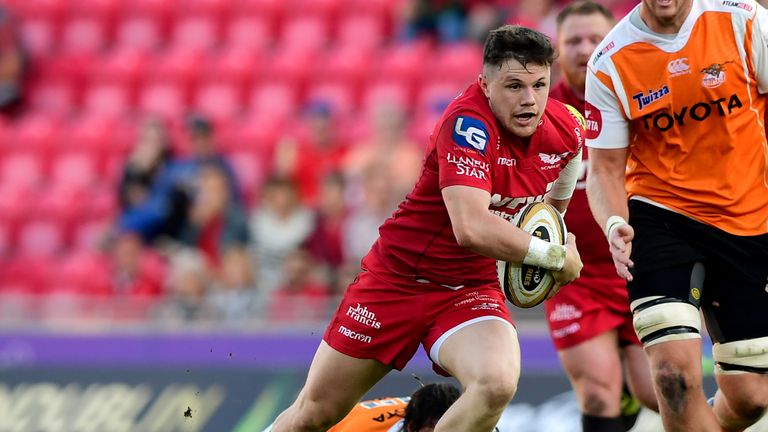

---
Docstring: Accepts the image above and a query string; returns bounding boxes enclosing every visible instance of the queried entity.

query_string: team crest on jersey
[667,58,690,77]
[452,116,488,153]
[701,62,731,88]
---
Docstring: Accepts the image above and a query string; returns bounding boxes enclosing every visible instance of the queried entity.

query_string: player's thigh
[299,341,392,415]
[437,318,521,389]
[558,329,623,390]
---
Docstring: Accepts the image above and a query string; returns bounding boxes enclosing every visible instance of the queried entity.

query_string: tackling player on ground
[270,25,584,432]
[586,0,768,431]
[546,3,658,431]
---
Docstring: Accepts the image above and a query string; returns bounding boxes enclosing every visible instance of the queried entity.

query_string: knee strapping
[631,296,701,347]
[713,336,768,374]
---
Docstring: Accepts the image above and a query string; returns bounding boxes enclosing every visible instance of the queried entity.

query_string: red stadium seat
[71,217,111,251]
[342,0,398,17]
[146,47,204,88]
[137,81,186,119]
[362,80,410,114]
[50,153,99,189]
[428,43,483,84]
[60,17,107,54]
[115,16,163,52]
[227,151,264,205]
[261,47,317,88]
[83,83,131,119]
[16,218,66,258]
[171,16,220,52]
[0,256,50,295]
[7,114,58,159]
[19,19,57,57]
[279,15,329,52]
[336,13,385,51]
[249,82,298,122]
[0,219,10,256]
[28,81,77,116]
[235,0,283,24]
[415,81,462,114]
[375,42,431,85]
[305,81,355,117]
[193,81,243,121]
[315,45,371,85]
[206,47,260,91]
[0,154,43,189]
[224,16,272,53]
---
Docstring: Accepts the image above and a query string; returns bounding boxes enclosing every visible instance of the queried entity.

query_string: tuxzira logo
[701,62,732,88]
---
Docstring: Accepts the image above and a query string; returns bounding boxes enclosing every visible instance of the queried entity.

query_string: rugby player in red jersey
[545,2,658,431]
[271,25,584,432]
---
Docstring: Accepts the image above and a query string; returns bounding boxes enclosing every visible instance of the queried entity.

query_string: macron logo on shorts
[452,116,488,153]
[338,326,372,344]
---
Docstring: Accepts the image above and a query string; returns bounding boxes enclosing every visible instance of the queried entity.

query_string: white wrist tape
[605,215,628,239]
[523,237,566,271]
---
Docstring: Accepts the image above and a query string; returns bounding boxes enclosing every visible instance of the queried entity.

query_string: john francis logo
[346,303,382,329]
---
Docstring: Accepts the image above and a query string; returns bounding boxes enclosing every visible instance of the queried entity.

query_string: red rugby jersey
[549,80,617,279]
[366,82,583,287]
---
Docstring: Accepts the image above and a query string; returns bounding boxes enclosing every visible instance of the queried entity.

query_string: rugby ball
[498,202,567,308]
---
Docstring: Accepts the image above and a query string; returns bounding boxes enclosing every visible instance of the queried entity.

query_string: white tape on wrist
[605,215,628,239]
[523,237,566,271]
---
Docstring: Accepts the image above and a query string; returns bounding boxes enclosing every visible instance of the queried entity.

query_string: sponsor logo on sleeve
[447,152,490,179]
[722,0,753,11]
[592,41,615,66]
[452,116,489,153]
[584,102,602,139]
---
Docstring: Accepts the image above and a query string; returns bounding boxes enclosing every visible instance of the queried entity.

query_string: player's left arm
[545,147,582,214]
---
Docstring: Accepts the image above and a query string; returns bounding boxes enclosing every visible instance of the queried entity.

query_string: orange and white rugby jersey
[585,0,768,235]
[327,397,408,432]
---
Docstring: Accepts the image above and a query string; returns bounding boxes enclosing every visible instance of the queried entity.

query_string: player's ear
[479,70,491,99]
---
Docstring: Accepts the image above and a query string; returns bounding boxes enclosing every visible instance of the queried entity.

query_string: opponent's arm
[545,147,582,214]
[443,185,581,283]
[586,147,629,231]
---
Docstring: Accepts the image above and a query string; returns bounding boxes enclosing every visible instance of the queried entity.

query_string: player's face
[481,59,550,138]
[640,0,693,33]
[557,13,613,93]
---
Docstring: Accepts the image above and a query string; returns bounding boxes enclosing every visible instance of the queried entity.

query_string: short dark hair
[556,0,614,29]
[401,383,461,432]
[483,25,555,70]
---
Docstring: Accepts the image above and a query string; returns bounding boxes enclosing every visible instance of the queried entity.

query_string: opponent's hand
[550,233,582,296]
[609,223,634,281]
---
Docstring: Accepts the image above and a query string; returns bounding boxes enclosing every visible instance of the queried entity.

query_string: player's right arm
[443,185,581,285]
[584,55,634,280]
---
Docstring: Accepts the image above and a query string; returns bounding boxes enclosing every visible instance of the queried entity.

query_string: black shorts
[627,200,768,343]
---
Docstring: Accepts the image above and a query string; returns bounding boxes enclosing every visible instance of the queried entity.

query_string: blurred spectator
[118,118,173,212]
[209,248,260,324]
[343,104,423,201]
[343,165,399,265]
[510,0,557,37]
[179,162,250,269]
[267,248,330,323]
[401,0,468,42]
[272,102,349,205]
[154,248,215,322]
[102,233,166,298]
[250,176,315,294]
[119,114,240,243]
[305,172,348,288]
[0,5,26,118]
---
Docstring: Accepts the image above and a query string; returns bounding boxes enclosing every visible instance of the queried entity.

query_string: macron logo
[632,86,670,111]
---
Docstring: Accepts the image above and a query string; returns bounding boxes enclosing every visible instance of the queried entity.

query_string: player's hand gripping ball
[498,202,567,308]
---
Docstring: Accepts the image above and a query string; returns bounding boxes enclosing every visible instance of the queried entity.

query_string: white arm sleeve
[584,67,630,149]
[752,2,768,93]
[548,148,582,200]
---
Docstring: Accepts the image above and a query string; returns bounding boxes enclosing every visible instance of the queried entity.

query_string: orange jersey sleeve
[328,397,408,432]
[585,0,768,235]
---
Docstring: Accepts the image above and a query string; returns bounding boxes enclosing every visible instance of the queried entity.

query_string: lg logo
[453,116,488,152]
[668,58,690,76]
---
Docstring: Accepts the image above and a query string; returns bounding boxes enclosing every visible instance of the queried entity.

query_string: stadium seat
[27,80,77,116]
[71,217,111,251]
[16,218,67,258]
[336,13,385,51]
[428,43,483,84]
[228,115,282,157]
[83,82,132,119]
[50,153,99,189]
[260,47,317,89]
[146,47,204,89]
[375,42,431,85]
[249,82,298,123]
[171,15,220,52]
[315,45,371,86]
[361,80,410,114]
[207,47,261,91]
[0,256,50,295]
[235,0,283,22]
[415,81,462,114]
[60,17,108,55]
[19,18,57,57]
[0,152,44,187]
[115,15,163,52]
[193,81,243,122]
[305,81,355,117]
[0,219,10,257]
[227,151,264,205]
[279,15,329,53]
[137,81,186,119]
[224,16,272,54]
